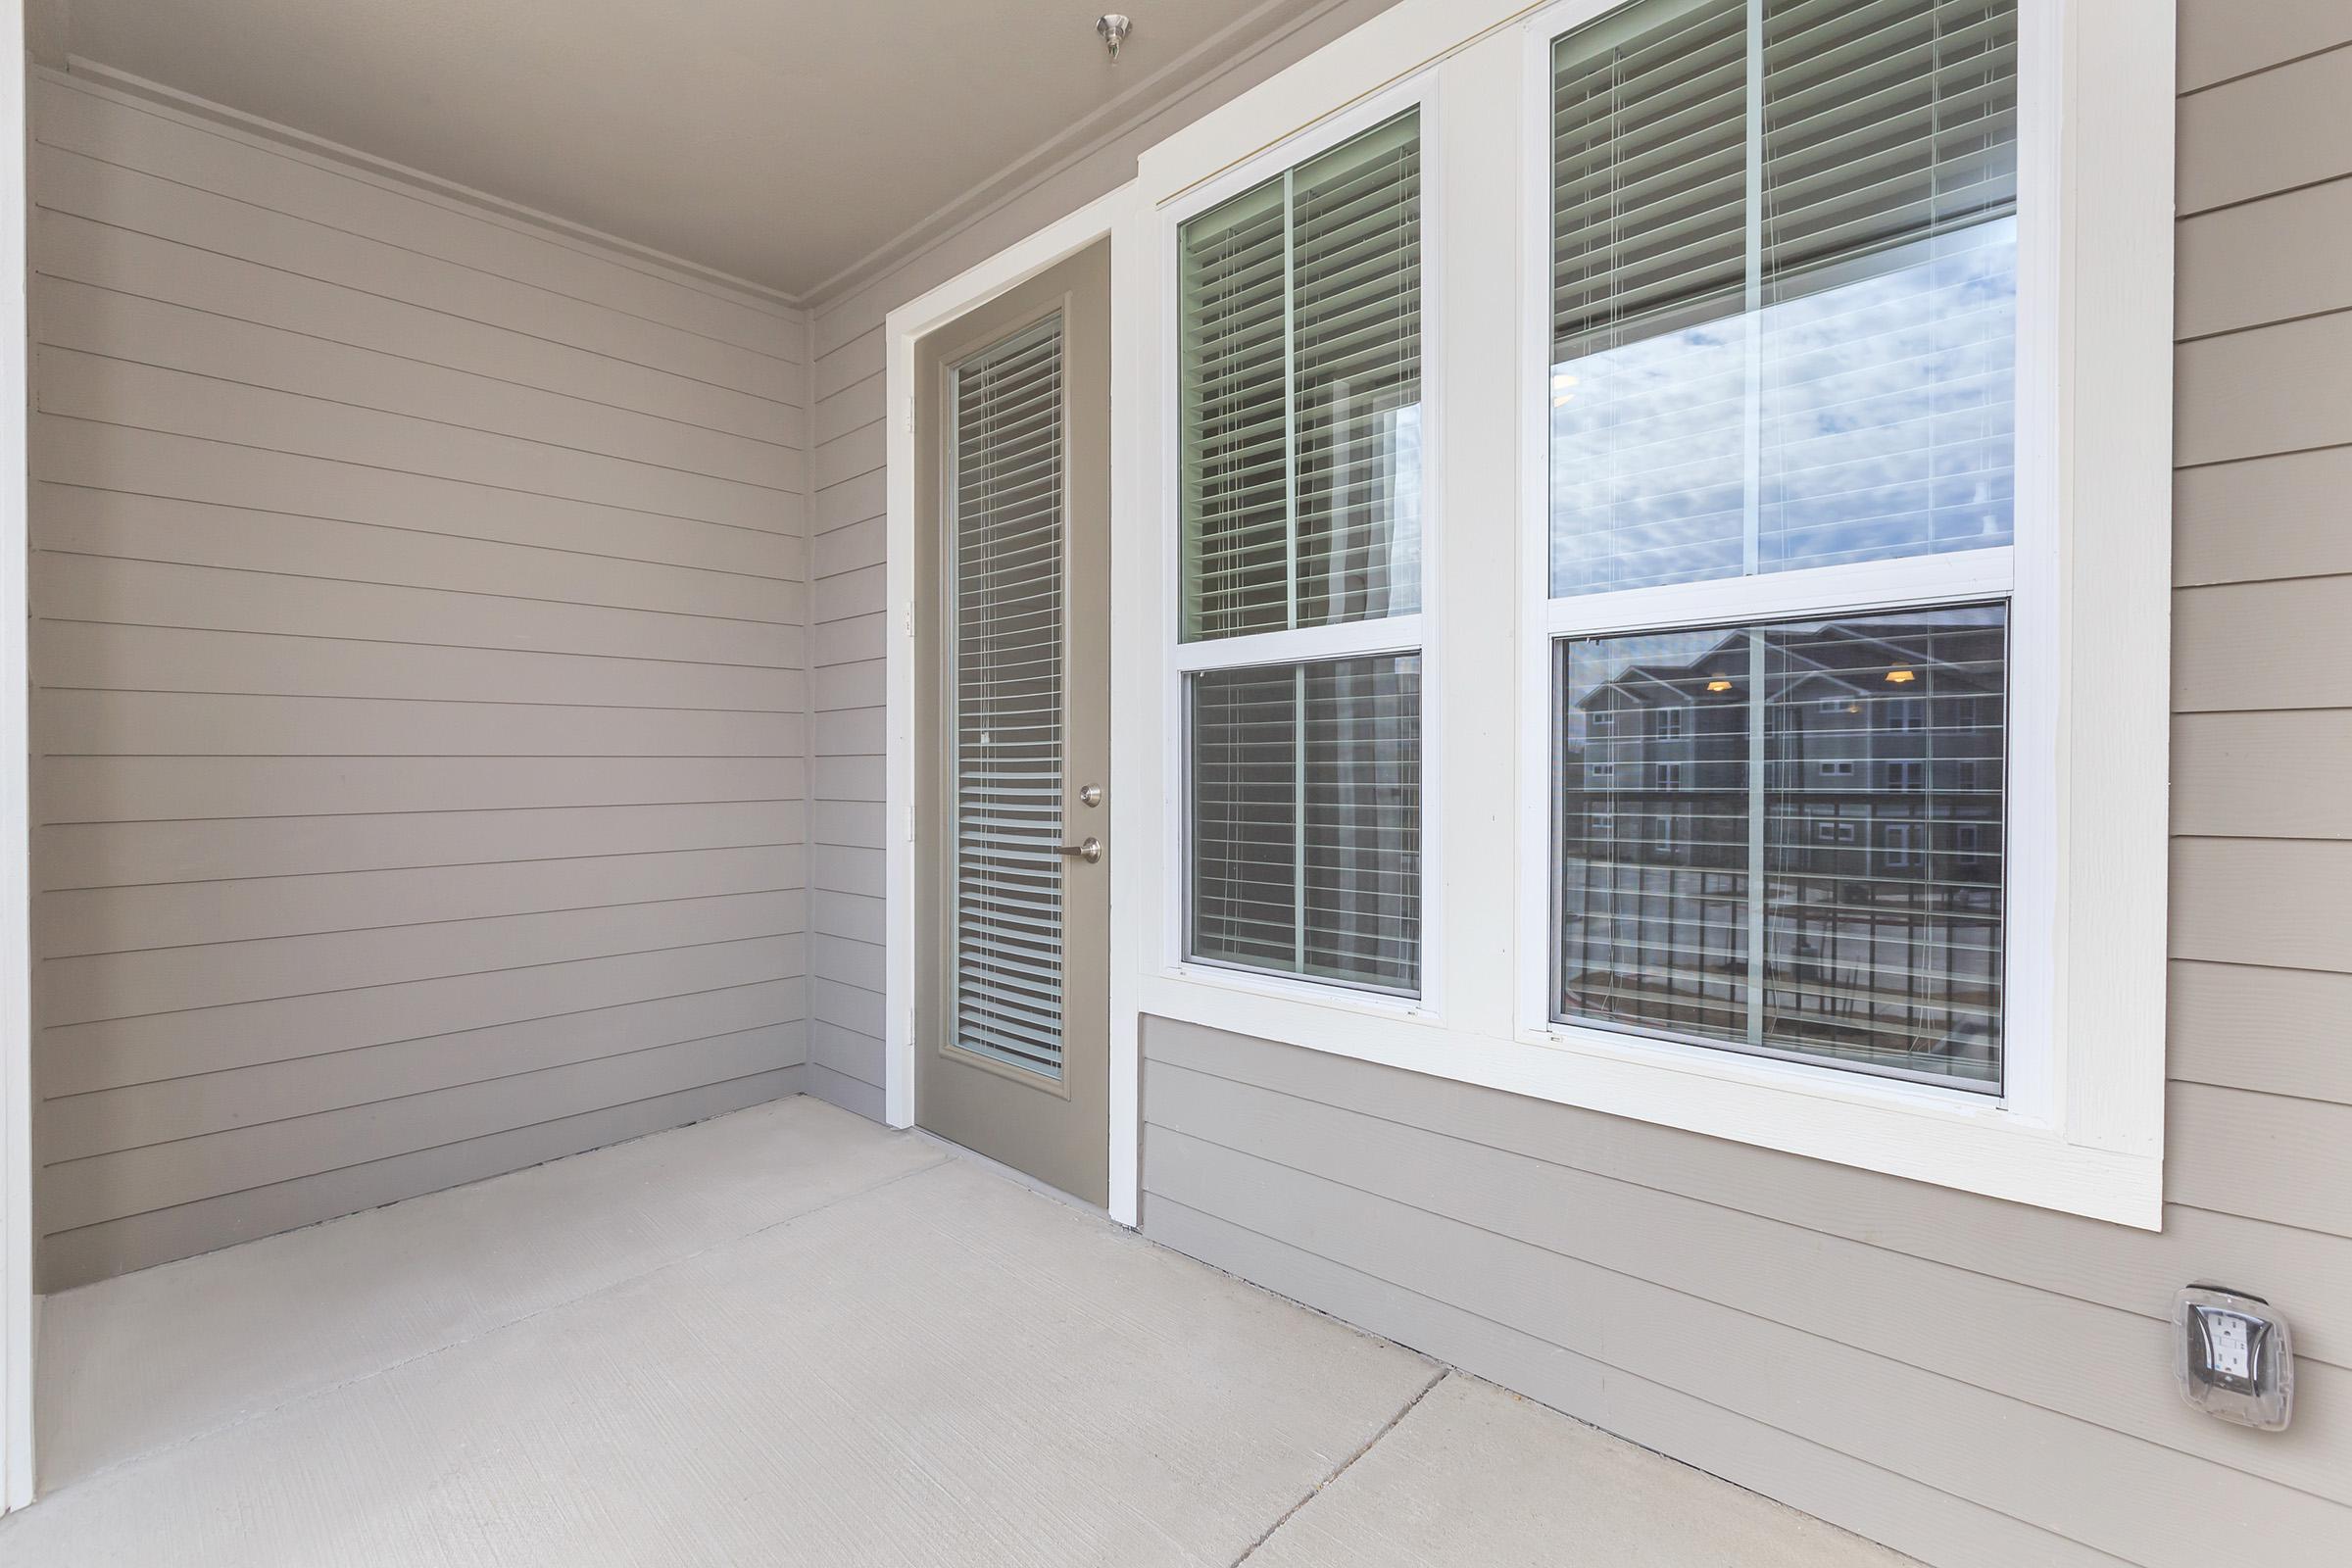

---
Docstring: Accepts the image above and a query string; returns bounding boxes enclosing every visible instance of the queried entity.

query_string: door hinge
[905,392,918,435]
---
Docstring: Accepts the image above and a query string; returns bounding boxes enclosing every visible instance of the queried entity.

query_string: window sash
[1187,654,1425,996]
[1180,107,1426,644]
[1546,0,2022,605]
[1550,602,2008,1092]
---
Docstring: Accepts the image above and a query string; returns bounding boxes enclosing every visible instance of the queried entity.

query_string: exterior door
[912,243,1110,1205]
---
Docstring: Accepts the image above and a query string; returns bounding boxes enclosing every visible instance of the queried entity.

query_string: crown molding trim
[803,0,1375,318]
[53,58,806,316]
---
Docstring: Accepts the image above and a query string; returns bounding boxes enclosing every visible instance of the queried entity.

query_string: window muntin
[1546,0,2019,598]
[1180,109,1423,641]
[1553,605,2006,1090]
[1190,655,1423,994]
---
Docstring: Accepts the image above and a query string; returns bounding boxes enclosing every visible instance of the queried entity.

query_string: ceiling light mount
[1097,14,1133,64]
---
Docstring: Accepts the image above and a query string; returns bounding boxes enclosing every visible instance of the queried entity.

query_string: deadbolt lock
[1078,783,1103,808]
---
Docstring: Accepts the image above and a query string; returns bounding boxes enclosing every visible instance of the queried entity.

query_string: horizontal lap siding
[28,74,810,1289]
[1134,7,2352,1568]
[806,324,887,1118]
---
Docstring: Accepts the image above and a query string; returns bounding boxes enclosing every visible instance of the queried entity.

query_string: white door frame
[2,0,38,1512]
[881,183,1147,1226]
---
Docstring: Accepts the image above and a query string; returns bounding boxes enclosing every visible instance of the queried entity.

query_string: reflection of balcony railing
[1557,860,2001,1083]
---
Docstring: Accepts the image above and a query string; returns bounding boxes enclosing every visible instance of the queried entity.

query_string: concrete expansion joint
[1229,1366,1451,1565]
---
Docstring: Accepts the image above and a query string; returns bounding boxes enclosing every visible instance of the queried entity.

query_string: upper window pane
[1181,110,1422,640]
[1554,603,2006,1089]
[1548,0,2019,597]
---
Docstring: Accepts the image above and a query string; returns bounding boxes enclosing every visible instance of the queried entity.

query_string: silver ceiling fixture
[1097,14,1133,64]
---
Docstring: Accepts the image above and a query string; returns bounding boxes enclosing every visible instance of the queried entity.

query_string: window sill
[1136,968,2160,1229]
[1156,962,1444,1029]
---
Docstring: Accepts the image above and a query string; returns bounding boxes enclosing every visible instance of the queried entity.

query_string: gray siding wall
[1136,8,2352,1567]
[27,72,810,1291]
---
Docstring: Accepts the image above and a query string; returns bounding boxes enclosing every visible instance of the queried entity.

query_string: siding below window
[27,73,810,1290]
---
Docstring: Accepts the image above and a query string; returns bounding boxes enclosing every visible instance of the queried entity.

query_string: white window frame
[1116,0,2170,1228]
[1156,76,1445,1019]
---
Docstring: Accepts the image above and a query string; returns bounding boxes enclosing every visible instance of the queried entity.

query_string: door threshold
[910,1129,1113,1223]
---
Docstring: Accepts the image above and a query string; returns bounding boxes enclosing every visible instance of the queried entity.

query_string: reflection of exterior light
[1553,395,1573,407]
[1705,678,1733,693]
[1552,372,1579,389]
[1886,668,1917,684]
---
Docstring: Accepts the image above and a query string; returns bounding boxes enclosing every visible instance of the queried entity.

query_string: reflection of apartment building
[1555,616,2007,1078]
[1568,619,2004,891]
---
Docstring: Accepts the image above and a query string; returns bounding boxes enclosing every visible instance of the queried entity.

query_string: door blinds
[949,317,1067,1078]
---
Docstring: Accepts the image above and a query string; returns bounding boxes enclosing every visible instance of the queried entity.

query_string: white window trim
[1155,76,1447,1020]
[1116,0,2170,1229]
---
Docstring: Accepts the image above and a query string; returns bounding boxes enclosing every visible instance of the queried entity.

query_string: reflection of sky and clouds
[1551,218,2017,597]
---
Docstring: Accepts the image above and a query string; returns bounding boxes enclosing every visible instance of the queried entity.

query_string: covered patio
[4,1099,1902,1565]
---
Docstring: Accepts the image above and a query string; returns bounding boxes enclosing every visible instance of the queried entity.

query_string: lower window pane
[1190,655,1421,994]
[1555,605,2005,1090]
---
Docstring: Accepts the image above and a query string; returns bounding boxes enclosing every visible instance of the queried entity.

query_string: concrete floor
[4,1097,1910,1566]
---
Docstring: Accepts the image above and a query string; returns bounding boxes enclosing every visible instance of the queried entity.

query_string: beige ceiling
[57,0,1330,301]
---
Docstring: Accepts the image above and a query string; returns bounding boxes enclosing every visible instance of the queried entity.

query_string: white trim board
[881,184,1148,1227]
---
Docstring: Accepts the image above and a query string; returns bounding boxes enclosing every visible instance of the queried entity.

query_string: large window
[1177,106,1426,995]
[1543,0,2020,1089]
[1117,0,2171,1224]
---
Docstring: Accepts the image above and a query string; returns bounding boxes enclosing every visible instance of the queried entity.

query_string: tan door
[912,243,1110,1205]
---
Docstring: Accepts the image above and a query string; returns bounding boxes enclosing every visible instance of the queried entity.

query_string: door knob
[1055,837,1103,864]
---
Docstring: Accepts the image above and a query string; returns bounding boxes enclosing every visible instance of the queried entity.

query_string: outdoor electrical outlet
[2174,1286,2293,1431]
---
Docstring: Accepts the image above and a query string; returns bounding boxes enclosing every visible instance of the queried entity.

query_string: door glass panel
[949,317,1066,1078]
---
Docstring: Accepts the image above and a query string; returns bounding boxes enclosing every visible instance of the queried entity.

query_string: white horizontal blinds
[1547,0,2020,594]
[1180,180,1291,639]
[1292,111,1423,627]
[1549,0,1751,597]
[1189,655,1421,993]
[949,317,1067,1079]
[1555,605,2005,1090]
[1760,0,2018,292]
[1190,664,1300,973]
[1179,109,1423,640]
[1301,657,1421,991]
[1759,607,2005,1085]
[1757,0,2019,572]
